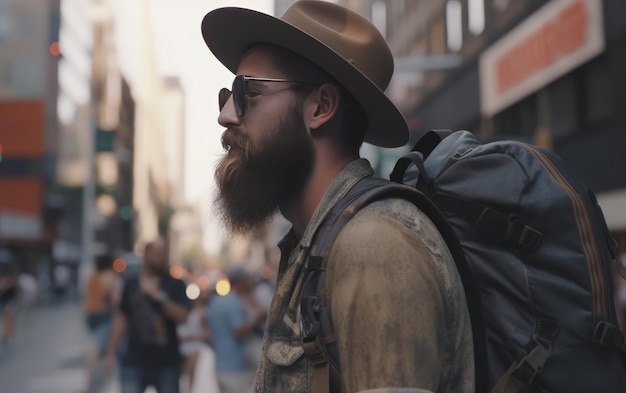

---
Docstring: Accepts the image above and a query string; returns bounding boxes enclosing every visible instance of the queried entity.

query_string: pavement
[0,301,220,393]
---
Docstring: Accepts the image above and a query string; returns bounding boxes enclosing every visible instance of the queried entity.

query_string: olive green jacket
[253,159,474,393]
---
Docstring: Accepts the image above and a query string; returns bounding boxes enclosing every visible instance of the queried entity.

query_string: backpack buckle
[513,336,552,385]
[593,321,626,352]
[301,295,328,366]
[518,225,542,250]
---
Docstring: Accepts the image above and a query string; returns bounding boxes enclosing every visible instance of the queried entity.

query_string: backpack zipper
[521,143,608,324]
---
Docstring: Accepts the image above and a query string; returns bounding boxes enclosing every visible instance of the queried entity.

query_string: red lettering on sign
[495,0,589,94]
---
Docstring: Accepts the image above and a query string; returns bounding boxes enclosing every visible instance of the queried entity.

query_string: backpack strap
[593,321,626,353]
[431,192,543,250]
[491,320,560,393]
[301,178,388,393]
[301,176,488,393]
[414,129,453,159]
[389,129,452,192]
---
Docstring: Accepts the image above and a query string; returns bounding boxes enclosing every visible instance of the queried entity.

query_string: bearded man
[202,1,474,393]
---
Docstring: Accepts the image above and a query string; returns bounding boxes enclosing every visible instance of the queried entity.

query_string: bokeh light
[197,275,210,289]
[112,258,126,273]
[215,278,231,296]
[169,264,185,279]
[186,283,200,300]
[49,41,61,56]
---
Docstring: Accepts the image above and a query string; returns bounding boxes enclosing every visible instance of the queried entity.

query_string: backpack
[300,130,626,393]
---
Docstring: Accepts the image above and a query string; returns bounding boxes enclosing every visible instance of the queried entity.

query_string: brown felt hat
[201,0,409,148]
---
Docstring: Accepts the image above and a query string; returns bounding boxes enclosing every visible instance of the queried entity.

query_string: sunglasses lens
[218,88,231,111]
[232,76,245,117]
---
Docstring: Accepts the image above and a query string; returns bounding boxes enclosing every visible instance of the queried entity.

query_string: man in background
[105,238,190,393]
[207,267,267,393]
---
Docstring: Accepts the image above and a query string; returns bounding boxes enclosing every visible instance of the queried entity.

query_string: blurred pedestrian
[81,254,120,393]
[207,267,266,393]
[16,271,39,328]
[104,238,190,393]
[239,272,267,372]
[0,268,18,346]
[53,263,71,303]
[177,288,211,393]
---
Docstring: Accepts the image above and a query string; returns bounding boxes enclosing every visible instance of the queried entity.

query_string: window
[492,94,538,139]
[430,17,446,55]
[446,0,463,52]
[0,11,10,44]
[584,58,613,125]
[468,0,485,35]
[371,1,387,38]
[546,75,578,139]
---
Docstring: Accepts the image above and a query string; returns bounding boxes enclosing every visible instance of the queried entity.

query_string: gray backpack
[301,130,626,393]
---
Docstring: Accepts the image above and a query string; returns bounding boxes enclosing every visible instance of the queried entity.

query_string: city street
[0,301,117,393]
[0,302,219,393]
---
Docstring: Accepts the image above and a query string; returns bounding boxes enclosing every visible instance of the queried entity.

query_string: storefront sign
[480,0,604,116]
[0,211,43,239]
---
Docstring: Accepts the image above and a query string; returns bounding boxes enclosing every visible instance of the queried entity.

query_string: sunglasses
[219,75,319,118]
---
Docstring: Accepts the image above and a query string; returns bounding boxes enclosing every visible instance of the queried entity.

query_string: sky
[113,0,275,255]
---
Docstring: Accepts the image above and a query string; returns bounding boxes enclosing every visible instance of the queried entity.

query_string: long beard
[214,107,314,235]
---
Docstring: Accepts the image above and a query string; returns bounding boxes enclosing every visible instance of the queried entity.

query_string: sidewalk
[0,301,116,393]
[0,301,220,393]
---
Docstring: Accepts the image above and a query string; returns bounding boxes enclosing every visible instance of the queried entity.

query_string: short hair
[249,45,368,155]
[95,254,113,271]
[144,237,167,255]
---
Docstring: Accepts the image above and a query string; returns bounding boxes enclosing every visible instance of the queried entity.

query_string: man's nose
[218,95,239,128]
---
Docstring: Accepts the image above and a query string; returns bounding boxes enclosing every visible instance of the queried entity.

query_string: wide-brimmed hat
[201,0,409,148]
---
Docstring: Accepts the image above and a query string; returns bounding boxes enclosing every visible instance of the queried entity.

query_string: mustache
[216,129,253,188]
[221,129,250,155]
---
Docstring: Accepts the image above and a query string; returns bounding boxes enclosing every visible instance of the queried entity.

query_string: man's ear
[306,83,341,131]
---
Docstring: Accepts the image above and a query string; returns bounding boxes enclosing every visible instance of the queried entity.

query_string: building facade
[339,0,626,240]
[0,0,64,280]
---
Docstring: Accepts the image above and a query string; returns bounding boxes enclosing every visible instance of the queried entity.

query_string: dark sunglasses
[218,75,319,118]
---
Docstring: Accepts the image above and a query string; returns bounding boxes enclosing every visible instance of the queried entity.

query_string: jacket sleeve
[325,203,464,393]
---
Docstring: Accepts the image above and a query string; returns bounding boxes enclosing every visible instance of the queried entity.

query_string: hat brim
[201,7,409,148]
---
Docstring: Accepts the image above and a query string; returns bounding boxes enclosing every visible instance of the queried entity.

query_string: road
[0,301,219,393]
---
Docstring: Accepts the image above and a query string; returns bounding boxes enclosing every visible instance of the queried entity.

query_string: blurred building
[0,0,63,277]
[89,0,135,258]
[55,0,94,280]
[90,0,194,263]
[130,0,172,254]
[161,76,198,265]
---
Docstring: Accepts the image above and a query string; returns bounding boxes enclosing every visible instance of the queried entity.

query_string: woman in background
[82,254,120,392]
[178,287,211,393]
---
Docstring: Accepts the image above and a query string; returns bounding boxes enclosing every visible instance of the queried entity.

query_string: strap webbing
[490,320,559,393]
[431,192,542,250]
[593,321,626,353]
[490,362,526,393]
[304,339,330,393]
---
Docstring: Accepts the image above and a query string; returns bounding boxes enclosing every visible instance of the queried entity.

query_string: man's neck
[281,153,356,235]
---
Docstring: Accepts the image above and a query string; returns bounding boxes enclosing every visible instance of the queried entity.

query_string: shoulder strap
[301,176,488,393]
[301,177,389,393]
[414,129,453,159]
[389,130,452,192]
